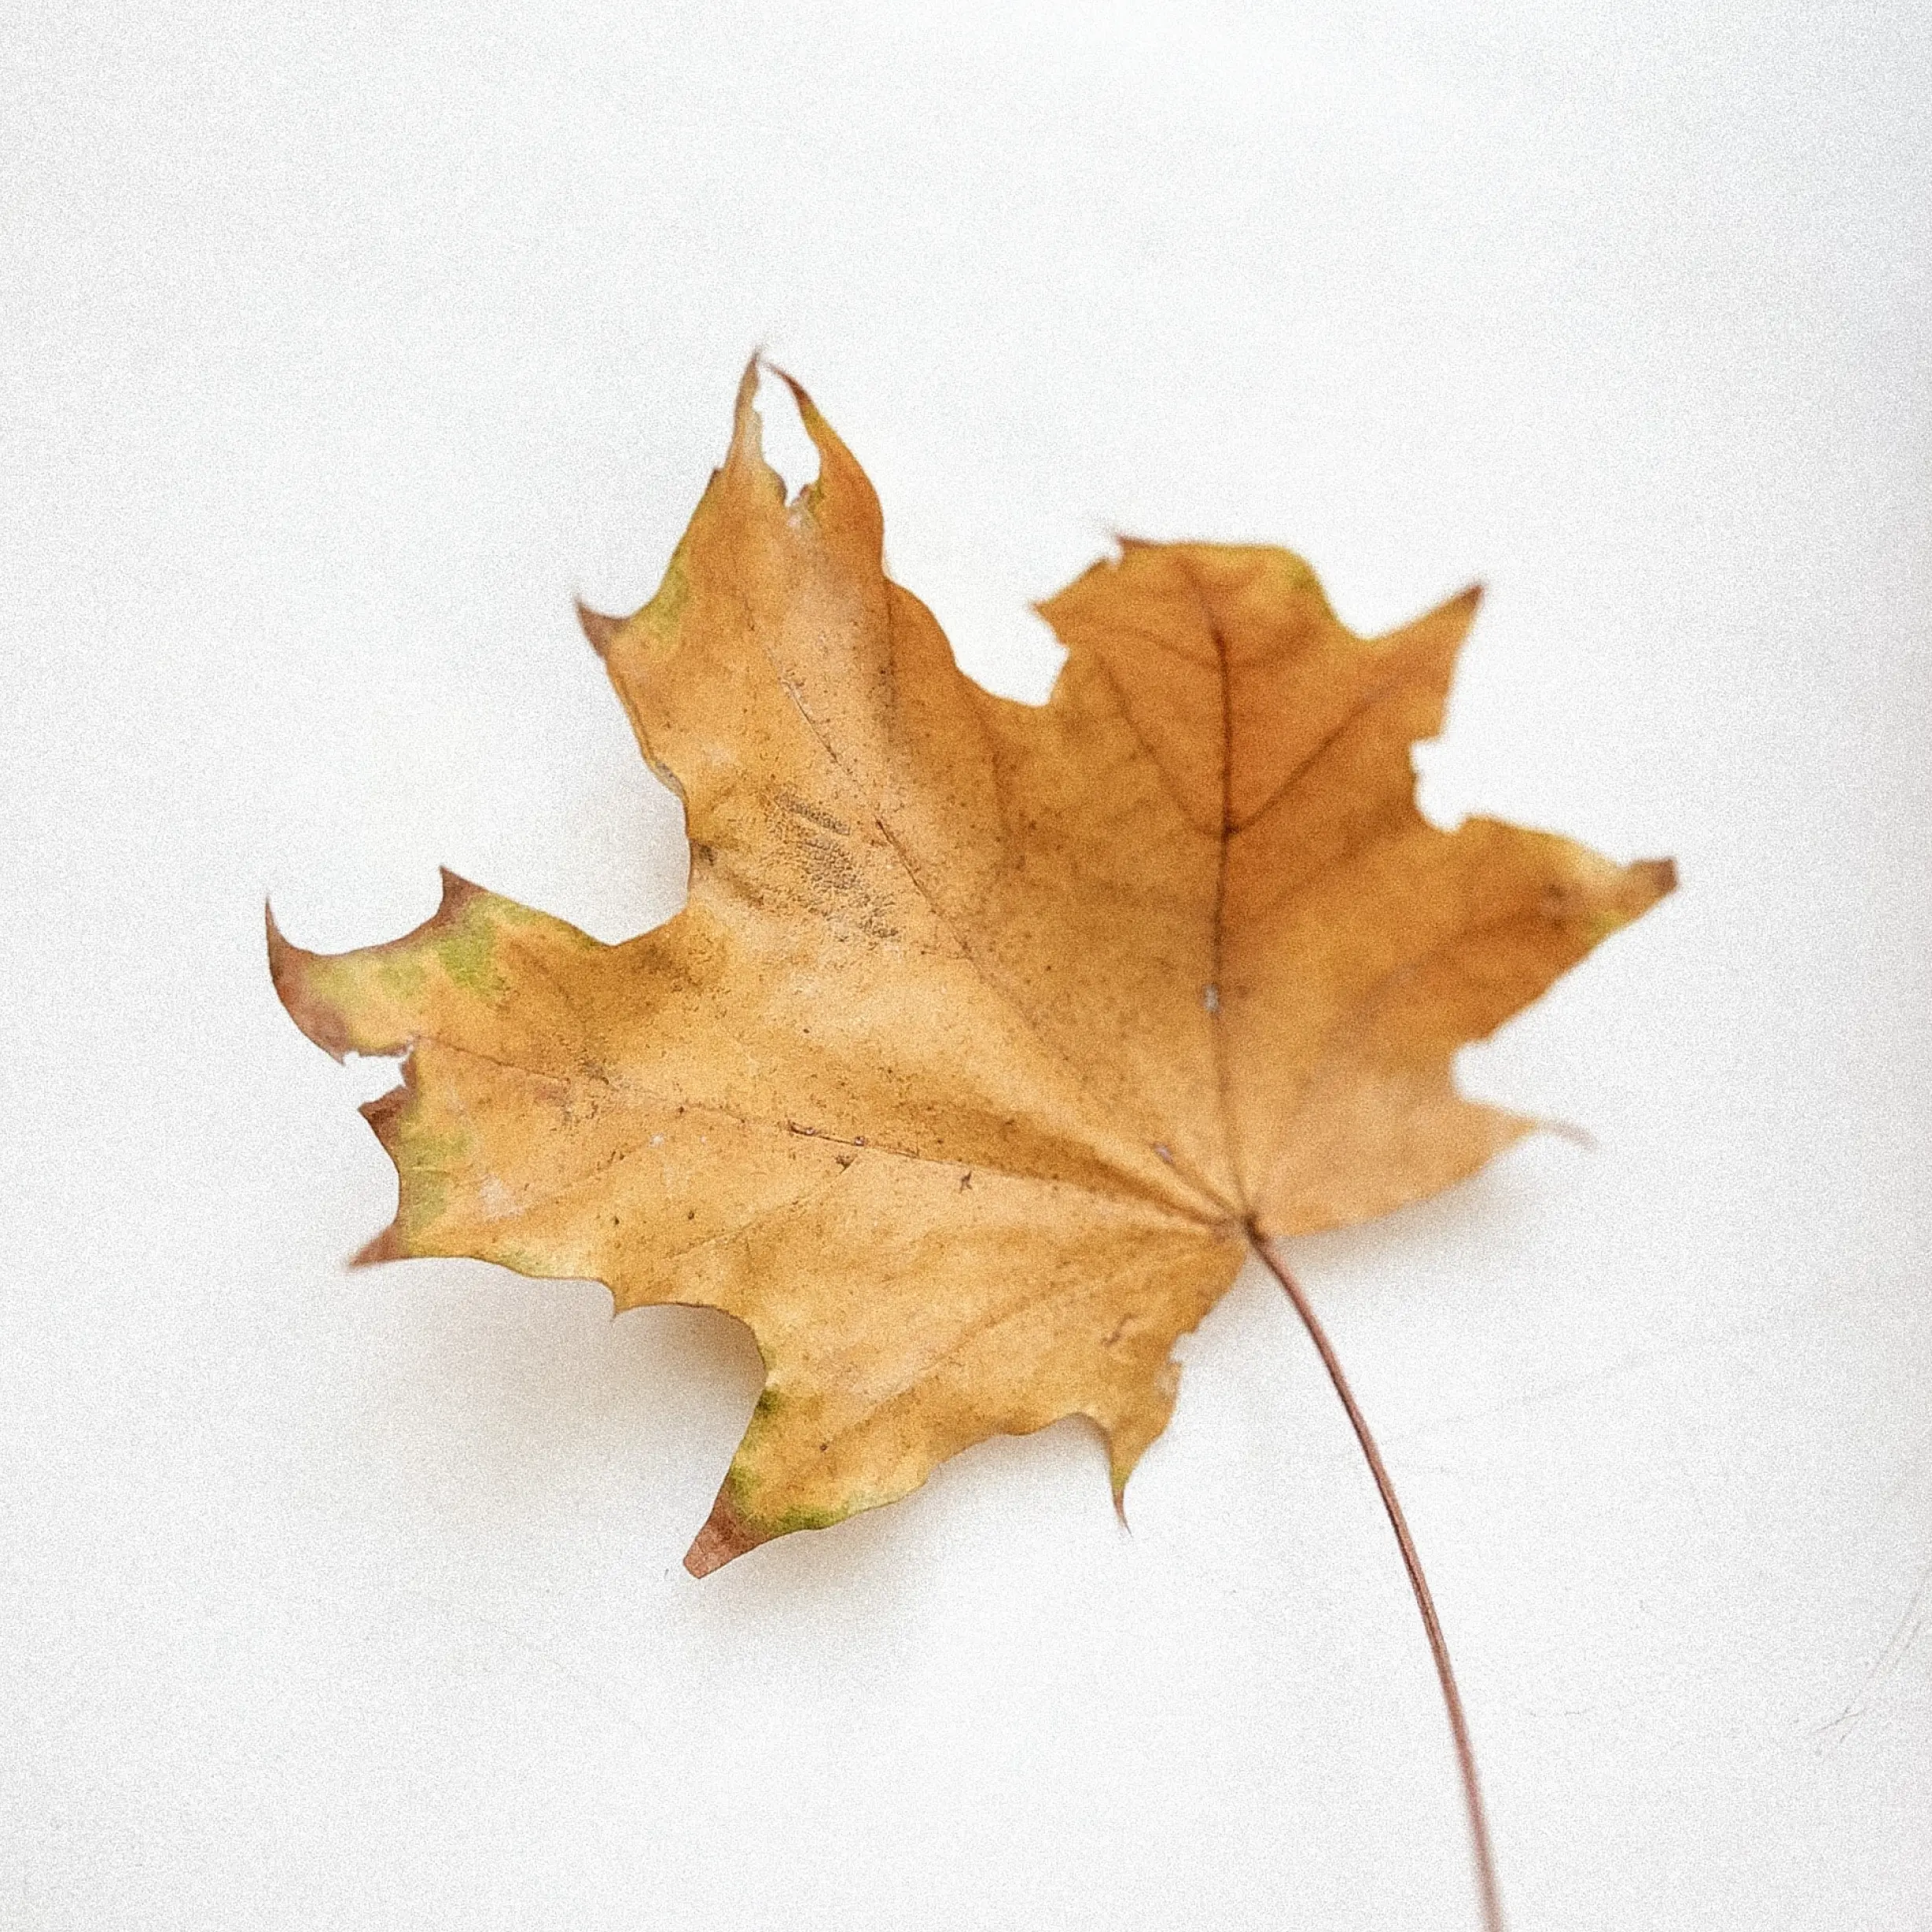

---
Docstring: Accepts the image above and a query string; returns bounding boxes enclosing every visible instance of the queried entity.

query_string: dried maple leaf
[270,366,1672,1582]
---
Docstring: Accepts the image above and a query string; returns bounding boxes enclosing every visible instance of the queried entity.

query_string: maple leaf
[269,365,1673,1581]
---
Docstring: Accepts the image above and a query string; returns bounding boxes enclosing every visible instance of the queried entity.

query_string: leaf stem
[1247,1230,1506,1932]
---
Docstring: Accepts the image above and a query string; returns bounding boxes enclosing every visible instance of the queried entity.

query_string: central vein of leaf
[1196,578,1248,1224]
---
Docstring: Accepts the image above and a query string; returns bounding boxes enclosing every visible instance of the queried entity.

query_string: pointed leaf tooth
[683,1488,768,1577]
[265,900,355,1062]
[575,598,623,658]
[350,1223,407,1269]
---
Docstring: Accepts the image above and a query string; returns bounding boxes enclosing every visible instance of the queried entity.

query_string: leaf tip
[264,896,298,987]
[574,599,622,658]
[1634,856,1678,903]
[358,1081,409,1139]
[435,866,483,915]
[683,1488,768,1578]
[727,353,764,466]
[761,359,819,429]
[1603,856,1677,933]
[265,900,353,1062]
[349,1223,407,1269]
[1401,580,1484,672]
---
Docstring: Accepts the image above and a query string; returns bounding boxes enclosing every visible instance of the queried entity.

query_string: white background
[4,4,1928,1927]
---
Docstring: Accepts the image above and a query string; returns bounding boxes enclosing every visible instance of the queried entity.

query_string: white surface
[3,4,1928,1927]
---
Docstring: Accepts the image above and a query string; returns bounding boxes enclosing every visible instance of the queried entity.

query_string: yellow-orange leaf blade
[270,366,1671,1573]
